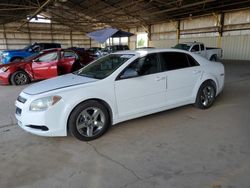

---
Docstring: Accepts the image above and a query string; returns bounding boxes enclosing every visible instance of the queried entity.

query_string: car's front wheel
[68,100,110,141]
[10,71,30,85]
[195,81,216,109]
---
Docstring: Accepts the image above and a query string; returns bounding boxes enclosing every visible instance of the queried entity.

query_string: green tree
[137,38,145,47]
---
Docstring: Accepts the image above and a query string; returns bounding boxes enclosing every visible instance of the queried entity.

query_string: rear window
[191,45,200,52]
[173,44,191,51]
[160,52,198,71]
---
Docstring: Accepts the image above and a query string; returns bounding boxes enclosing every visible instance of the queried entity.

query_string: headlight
[29,96,61,111]
[1,66,9,72]
[2,52,9,57]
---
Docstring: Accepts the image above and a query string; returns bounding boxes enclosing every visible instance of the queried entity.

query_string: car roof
[41,48,61,53]
[113,48,209,65]
[113,48,192,55]
[178,42,203,45]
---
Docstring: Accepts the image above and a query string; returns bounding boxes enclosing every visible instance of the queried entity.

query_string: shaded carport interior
[0,0,250,59]
[0,2,250,188]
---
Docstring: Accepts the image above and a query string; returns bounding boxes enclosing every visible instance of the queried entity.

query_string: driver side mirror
[120,68,138,79]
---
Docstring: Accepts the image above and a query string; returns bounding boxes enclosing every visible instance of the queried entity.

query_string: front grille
[16,107,22,115]
[17,96,27,103]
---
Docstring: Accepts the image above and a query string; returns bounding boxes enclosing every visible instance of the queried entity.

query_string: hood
[2,49,25,53]
[0,60,29,68]
[23,73,98,95]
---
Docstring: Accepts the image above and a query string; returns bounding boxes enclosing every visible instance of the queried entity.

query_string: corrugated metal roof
[0,0,250,33]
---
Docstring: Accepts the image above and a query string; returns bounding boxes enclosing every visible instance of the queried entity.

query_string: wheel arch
[8,68,31,85]
[200,79,217,95]
[66,98,113,132]
[10,56,24,62]
[192,73,218,103]
[209,54,217,61]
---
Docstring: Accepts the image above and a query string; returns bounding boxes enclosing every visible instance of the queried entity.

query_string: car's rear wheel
[68,100,110,141]
[195,81,216,109]
[210,55,217,62]
[10,71,30,85]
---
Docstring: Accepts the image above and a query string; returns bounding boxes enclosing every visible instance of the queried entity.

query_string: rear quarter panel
[190,54,225,100]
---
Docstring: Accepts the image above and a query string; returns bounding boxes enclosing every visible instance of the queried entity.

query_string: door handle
[193,70,201,75]
[155,76,165,81]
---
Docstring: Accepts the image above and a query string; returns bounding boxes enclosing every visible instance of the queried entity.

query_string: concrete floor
[0,60,250,188]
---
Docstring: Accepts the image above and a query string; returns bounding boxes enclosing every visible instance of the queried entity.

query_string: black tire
[195,81,216,109]
[11,57,23,62]
[10,71,30,85]
[68,100,110,141]
[210,55,217,62]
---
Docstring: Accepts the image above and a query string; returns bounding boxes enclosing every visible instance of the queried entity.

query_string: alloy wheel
[14,72,28,85]
[76,107,106,137]
[200,86,215,107]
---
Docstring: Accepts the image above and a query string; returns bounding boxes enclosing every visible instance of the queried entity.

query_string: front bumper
[15,92,67,137]
[0,70,10,85]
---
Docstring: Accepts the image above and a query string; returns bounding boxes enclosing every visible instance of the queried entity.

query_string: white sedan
[15,49,225,141]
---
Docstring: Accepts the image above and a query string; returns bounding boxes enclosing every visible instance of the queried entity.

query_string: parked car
[0,42,61,64]
[67,47,85,54]
[100,45,129,56]
[15,49,224,141]
[0,48,93,85]
[86,47,103,58]
[173,42,222,61]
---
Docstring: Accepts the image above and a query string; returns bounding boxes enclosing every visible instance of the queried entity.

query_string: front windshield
[75,54,134,79]
[23,52,40,61]
[23,44,32,51]
[173,44,191,51]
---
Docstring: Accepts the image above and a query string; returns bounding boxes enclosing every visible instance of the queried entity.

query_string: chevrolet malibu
[15,49,225,141]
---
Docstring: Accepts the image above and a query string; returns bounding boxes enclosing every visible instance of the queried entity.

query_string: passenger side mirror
[120,68,138,79]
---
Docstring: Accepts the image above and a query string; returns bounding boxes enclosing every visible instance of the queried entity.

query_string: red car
[0,48,93,85]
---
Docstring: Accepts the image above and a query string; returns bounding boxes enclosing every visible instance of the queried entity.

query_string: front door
[115,53,166,118]
[32,51,59,80]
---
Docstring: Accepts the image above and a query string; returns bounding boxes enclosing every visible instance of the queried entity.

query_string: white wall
[147,9,250,60]
[0,22,93,50]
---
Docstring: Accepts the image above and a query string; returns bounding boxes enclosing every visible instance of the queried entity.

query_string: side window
[35,52,58,62]
[121,53,159,78]
[32,45,41,52]
[62,51,77,58]
[200,44,205,51]
[137,54,159,76]
[191,45,200,52]
[186,54,200,67]
[160,52,189,71]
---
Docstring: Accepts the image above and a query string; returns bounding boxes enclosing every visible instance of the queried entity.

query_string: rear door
[115,53,167,118]
[32,51,59,79]
[159,52,202,105]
